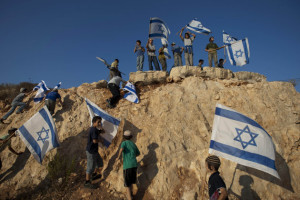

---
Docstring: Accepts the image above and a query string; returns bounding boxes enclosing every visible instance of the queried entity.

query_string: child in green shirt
[118,130,140,200]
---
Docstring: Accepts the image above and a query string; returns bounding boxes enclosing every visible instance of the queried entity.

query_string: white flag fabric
[123,82,139,103]
[53,82,62,90]
[209,104,279,178]
[33,80,50,103]
[96,57,110,67]
[149,17,170,39]
[16,106,59,163]
[163,48,171,59]
[226,38,250,66]
[186,19,211,35]
[161,38,168,46]
[85,98,120,147]
[223,31,238,45]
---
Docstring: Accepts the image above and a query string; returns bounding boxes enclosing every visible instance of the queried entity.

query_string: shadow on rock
[0,148,31,184]
[236,152,294,192]
[136,142,159,200]
[53,95,75,122]
[229,175,261,200]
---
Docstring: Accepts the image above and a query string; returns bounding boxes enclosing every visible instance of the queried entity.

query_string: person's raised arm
[179,27,185,40]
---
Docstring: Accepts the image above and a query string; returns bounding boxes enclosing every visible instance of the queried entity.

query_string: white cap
[124,130,132,136]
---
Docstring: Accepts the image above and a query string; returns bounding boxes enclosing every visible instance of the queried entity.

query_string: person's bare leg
[126,186,132,200]
[86,173,91,182]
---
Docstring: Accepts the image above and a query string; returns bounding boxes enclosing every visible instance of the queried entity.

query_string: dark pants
[148,55,160,71]
[45,99,56,115]
[108,83,120,106]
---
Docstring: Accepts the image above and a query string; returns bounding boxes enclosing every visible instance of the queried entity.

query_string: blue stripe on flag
[242,39,249,64]
[86,100,120,126]
[39,108,59,148]
[150,19,164,24]
[215,107,271,138]
[227,45,237,66]
[41,83,48,91]
[210,140,276,170]
[19,125,42,162]
[124,86,136,94]
[187,26,210,34]
[149,33,167,39]
[34,97,44,102]
[102,137,111,148]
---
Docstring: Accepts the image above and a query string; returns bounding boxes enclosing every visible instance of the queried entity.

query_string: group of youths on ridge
[133,27,227,72]
[0,30,230,200]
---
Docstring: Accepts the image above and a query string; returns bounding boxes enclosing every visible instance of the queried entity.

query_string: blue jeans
[86,151,103,174]
[2,102,26,120]
[148,55,160,71]
[136,55,144,71]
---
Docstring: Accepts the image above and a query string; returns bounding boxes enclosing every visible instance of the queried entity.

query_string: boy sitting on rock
[205,155,228,200]
[118,130,140,200]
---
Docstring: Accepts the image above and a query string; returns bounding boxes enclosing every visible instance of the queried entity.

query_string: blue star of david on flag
[234,125,258,149]
[197,23,203,28]
[234,49,244,58]
[157,25,165,33]
[37,127,50,144]
[226,36,233,43]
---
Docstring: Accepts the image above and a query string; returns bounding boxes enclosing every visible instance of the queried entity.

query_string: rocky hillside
[0,67,299,200]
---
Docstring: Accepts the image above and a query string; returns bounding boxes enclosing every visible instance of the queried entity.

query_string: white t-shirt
[147,44,156,56]
[183,37,195,46]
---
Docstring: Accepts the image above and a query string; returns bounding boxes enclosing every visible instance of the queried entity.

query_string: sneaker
[84,181,97,189]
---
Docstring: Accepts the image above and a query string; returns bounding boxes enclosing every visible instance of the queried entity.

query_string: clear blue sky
[1,0,300,91]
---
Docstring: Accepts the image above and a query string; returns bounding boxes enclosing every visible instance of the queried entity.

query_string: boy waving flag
[209,104,279,179]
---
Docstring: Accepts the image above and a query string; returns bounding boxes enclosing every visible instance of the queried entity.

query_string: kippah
[124,130,132,137]
[206,155,221,165]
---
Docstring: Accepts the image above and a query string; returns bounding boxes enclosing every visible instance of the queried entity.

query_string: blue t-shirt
[86,127,103,154]
[135,45,145,57]
[46,92,61,101]
[171,45,182,54]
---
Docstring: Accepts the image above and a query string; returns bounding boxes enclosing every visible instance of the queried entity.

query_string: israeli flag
[209,104,279,178]
[123,82,139,103]
[33,80,50,103]
[226,38,250,66]
[149,17,170,39]
[85,98,120,147]
[223,31,238,45]
[53,82,62,90]
[16,106,59,163]
[186,19,211,35]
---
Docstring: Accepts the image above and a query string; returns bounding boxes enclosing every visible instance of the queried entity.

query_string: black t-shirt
[86,127,103,154]
[208,172,228,200]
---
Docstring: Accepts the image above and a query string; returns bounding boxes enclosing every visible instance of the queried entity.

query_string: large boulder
[169,66,204,82]
[234,71,267,82]
[129,71,168,85]
[203,67,234,79]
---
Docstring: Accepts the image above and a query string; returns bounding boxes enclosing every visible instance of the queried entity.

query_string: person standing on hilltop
[146,38,160,71]
[0,88,31,124]
[158,45,168,71]
[106,72,127,108]
[171,42,183,67]
[118,130,140,200]
[205,37,225,67]
[134,40,145,71]
[205,155,229,200]
[179,27,196,66]
[84,116,105,189]
[44,89,63,116]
